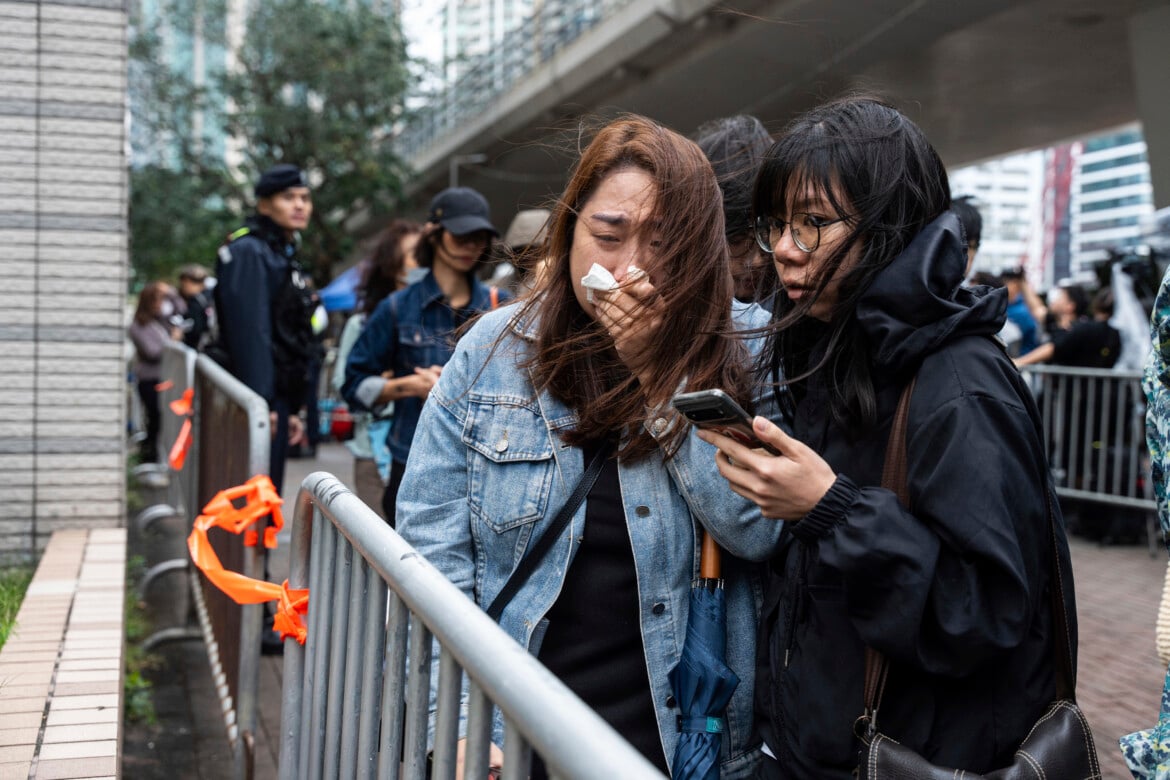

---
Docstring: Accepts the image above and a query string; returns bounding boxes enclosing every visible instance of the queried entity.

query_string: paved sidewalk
[1070,536,1166,779]
[126,442,1170,779]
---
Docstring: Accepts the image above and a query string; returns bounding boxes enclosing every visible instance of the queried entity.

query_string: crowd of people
[127,95,1168,778]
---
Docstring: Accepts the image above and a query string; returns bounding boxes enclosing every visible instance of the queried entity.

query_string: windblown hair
[416,225,493,271]
[134,281,170,326]
[518,114,752,460]
[951,195,983,246]
[360,219,421,315]
[753,97,952,431]
[696,115,773,242]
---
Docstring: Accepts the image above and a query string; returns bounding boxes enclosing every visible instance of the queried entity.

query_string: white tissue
[580,263,645,303]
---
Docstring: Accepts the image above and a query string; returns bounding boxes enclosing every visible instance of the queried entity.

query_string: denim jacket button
[666,695,677,708]
[495,434,508,453]
[635,505,650,517]
[652,602,665,615]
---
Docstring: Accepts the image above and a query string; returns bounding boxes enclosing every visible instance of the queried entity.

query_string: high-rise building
[1067,124,1155,276]
[129,0,250,169]
[949,151,1046,281]
[439,0,535,84]
[950,124,1157,290]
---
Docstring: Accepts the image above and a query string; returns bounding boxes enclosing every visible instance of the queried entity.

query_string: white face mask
[160,300,175,317]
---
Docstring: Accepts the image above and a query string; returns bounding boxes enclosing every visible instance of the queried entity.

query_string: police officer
[214,163,317,498]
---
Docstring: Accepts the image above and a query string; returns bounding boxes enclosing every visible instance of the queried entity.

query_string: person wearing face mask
[343,187,512,524]
[128,281,183,463]
[396,116,780,779]
[331,219,422,519]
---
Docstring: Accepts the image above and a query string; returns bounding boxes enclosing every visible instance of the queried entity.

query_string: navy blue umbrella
[668,534,740,780]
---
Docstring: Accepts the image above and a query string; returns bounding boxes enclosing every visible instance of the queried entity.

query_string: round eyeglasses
[753,212,847,254]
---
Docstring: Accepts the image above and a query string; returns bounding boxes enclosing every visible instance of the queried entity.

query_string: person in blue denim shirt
[397,116,782,779]
[332,219,421,519]
[343,187,510,524]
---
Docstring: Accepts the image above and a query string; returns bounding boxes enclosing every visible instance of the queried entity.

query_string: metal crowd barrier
[189,353,271,779]
[1020,364,1157,546]
[133,342,270,778]
[279,472,667,780]
[136,341,200,642]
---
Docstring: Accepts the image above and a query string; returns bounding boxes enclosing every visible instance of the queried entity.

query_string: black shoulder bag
[485,443,611,621]
[856,377,1101,780]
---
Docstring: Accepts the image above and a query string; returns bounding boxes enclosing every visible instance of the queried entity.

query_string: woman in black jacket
[697,97,1077,778]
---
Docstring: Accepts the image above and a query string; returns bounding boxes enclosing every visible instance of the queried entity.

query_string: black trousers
[380,459,407,529]
[137,379,161,461]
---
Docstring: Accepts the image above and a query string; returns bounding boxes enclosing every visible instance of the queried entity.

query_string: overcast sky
[402,0,442,67]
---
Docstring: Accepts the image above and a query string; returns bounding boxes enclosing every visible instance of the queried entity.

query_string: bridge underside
[404,0,1166,218]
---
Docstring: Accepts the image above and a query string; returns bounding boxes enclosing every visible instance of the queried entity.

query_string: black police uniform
[214,213,316,495]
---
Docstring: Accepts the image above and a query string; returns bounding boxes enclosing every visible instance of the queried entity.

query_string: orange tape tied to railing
[187,475,309,644]
[167,388,195,471]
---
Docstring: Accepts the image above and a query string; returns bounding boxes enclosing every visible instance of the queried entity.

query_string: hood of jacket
[856,212,1006,381]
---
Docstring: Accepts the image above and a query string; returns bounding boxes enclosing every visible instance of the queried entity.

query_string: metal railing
[133,343,271,779]
[189,353,272,778]
[136,341,199,641]
[279,472,667,780]
[1021,364,1153,511]
[396,0,635,160]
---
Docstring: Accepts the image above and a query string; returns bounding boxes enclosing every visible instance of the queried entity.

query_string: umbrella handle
[700,530,722,579]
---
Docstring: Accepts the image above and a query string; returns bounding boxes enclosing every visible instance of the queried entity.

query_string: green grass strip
[0,567,34,651]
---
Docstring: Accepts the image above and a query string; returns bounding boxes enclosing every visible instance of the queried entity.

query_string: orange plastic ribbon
[169,418,193,471]
[155,379,174,392]
[167,388,196,471]
[187,475,309,644]
[169,387,194,416]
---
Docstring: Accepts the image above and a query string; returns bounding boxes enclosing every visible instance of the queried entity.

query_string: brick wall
[0,0,129,563]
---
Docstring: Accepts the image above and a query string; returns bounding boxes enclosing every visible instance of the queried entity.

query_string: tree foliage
[129,0,416,287]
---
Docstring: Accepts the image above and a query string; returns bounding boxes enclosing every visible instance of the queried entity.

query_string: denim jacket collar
[417,268,495,311]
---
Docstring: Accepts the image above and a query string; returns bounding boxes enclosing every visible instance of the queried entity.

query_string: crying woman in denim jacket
[396,115,782,780]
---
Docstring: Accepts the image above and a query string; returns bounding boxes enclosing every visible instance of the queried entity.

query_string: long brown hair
[134,282,170,326]
[519,115,751,460]
[360,219,422,314]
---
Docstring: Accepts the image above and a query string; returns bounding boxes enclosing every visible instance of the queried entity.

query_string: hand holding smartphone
[670,389,780,455]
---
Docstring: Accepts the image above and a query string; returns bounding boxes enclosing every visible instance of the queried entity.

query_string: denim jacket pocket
[398,323,443,369]
[463,396,556,532]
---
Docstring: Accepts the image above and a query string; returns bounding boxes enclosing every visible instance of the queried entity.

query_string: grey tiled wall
[0,0,128,562]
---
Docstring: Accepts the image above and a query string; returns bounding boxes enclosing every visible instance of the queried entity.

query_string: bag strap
[862,377,916,724]
[486,443,611,621]
[863,376,1077,730]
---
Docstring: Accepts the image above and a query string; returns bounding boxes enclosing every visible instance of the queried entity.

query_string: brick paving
[1071,537,1167,779]
[0,528,125,780]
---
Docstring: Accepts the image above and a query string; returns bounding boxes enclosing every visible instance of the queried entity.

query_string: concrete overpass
[399,0,1170,218]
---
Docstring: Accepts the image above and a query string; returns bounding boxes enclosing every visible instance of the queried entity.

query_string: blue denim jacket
[397,301,781,779]
[342,270,510,464]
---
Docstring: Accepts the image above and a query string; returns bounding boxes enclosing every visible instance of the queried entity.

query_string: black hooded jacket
[757,213,1077,777]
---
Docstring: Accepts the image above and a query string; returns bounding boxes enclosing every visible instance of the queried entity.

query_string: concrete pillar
[1129,4,1170,209]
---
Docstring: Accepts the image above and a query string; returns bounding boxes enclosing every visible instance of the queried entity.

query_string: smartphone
[670,389,779,454]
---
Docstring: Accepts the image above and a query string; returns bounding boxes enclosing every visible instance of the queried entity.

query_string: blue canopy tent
[318,263,363,312]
